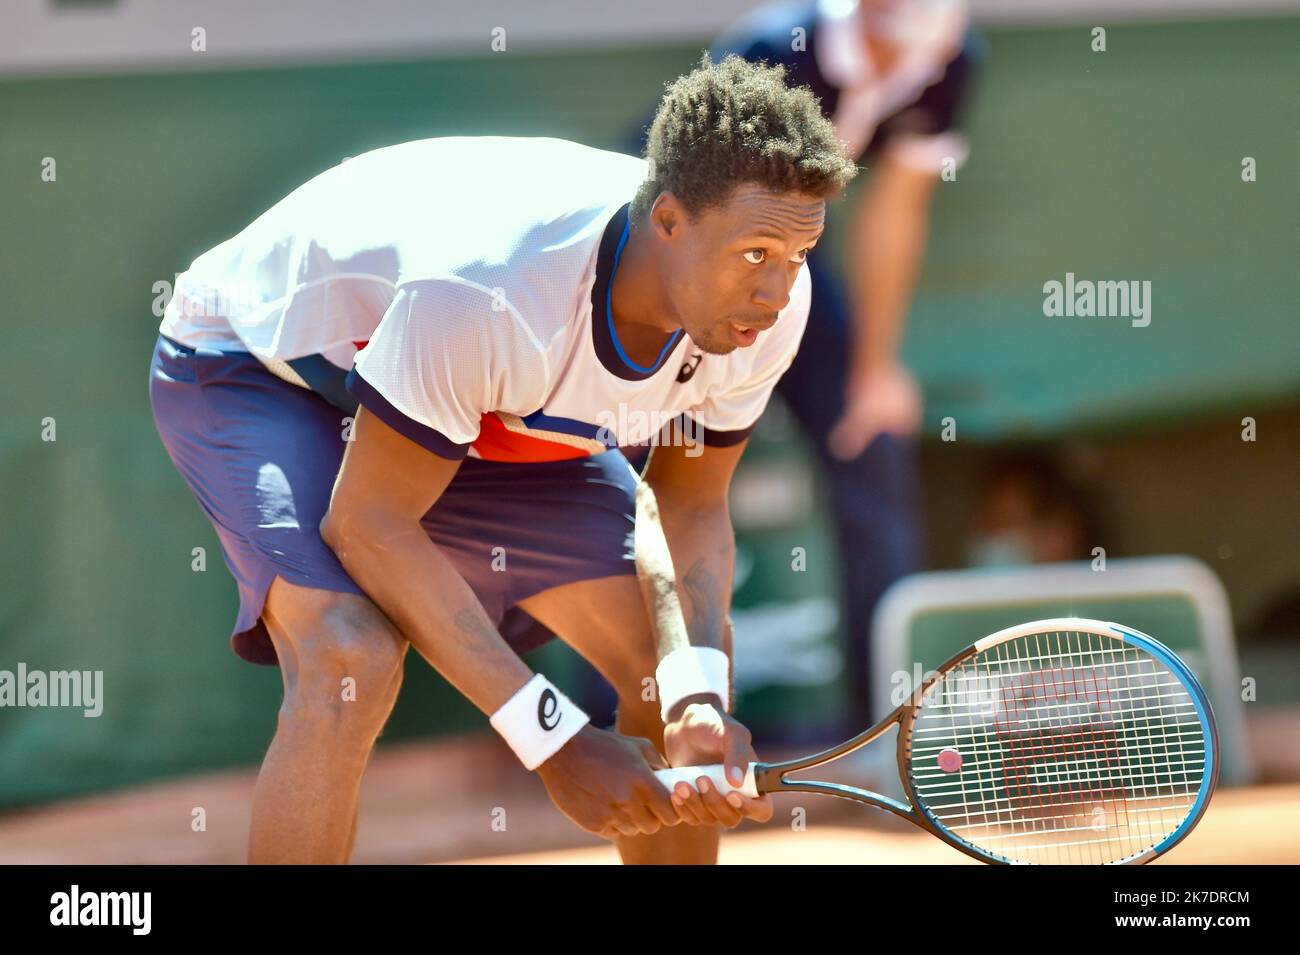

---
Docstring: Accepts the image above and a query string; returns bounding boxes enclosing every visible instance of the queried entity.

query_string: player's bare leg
[610,672,722,864]
[519,575,722,864]
[249,576,408,864]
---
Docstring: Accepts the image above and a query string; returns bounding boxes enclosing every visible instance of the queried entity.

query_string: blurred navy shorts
[148,333,636,666]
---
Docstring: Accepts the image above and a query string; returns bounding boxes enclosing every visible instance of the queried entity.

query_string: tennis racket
[656,618,1218,864]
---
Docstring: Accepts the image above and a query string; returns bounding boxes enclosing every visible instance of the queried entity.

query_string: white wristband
[655,647,731,723]
[489,674,589,770]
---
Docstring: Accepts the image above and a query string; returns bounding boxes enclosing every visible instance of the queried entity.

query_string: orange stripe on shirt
[471,412,590,463]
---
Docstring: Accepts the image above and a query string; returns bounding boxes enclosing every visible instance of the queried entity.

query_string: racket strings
[907,629,1207,864]
[911,722,1206,769]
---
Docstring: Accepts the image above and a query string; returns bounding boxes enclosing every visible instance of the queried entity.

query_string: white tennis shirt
[160,136,810,461]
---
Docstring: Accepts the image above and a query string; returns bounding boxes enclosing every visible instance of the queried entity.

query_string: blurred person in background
[964,450,1103,569]
[601,0,984,736]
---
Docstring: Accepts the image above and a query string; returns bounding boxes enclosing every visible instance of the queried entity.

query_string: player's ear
[651,192,684,238]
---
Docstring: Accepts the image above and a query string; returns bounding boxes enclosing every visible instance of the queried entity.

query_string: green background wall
[2,17,1296,806]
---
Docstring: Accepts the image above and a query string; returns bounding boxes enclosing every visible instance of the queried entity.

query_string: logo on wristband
[537,688,561,730]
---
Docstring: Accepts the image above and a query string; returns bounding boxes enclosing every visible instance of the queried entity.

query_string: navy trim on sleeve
[287,354,359,415]
[683,415,755,448]
[345,367,472,461]
[868,29,984,155]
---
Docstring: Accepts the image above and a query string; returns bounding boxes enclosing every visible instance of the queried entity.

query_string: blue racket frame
[750,620,1219,865]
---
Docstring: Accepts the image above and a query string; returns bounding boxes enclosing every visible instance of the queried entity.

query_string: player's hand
[662,702,774,828]
[535,724,683,840]
[827,361,921,461]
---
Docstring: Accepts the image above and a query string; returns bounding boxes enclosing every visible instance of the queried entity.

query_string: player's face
[670,184,825,355]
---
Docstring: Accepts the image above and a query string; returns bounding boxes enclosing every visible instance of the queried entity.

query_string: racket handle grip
[655,763,759,798]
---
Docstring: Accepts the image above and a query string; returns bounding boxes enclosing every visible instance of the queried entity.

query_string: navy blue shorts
[148,334,637,666]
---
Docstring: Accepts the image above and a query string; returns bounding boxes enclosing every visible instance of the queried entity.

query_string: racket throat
[760,772,916,822]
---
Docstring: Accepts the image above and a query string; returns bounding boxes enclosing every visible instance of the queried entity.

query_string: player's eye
[743,249,766,265]
[791,248,810,264]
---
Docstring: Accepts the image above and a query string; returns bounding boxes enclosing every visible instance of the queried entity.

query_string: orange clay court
[2,720,1297,865]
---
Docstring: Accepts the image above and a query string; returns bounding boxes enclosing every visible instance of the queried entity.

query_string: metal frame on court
[870,556,1252,785]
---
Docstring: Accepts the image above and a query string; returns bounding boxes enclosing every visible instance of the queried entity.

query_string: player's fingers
[627,804,663,836]
[611,817,640,838]
[727,792,774,823]
[645,788,682,827]
[637,739,670,771]
[631,741,681,825]
[676,779,707,826]
[627,783,673,832]
[722,724,754,788]
[670,781,710,826]
[695,774,744,828]
[598,822,624,840]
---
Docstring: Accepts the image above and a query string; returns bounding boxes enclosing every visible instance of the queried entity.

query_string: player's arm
[319,280,538,716]
[636,434,773,826]
[637,436,745,718]
[320,406,528,713]
[637,264,811,735]
[317,279,695,839]
[319,406,686,839]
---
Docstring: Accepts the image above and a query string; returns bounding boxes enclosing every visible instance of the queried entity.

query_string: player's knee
[312,601,406,693]
[280,596,408,733]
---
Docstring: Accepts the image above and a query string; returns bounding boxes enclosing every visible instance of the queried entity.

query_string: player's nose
[751,274,791,314]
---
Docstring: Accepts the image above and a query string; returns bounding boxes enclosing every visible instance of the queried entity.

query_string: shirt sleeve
[869,29,985,175]
[346,278,547,460]
[684,264,812,447]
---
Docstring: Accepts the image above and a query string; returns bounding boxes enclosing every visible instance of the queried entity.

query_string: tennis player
[149,54,856,863]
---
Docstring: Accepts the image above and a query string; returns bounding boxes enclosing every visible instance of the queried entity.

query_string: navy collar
[591,203,684,381]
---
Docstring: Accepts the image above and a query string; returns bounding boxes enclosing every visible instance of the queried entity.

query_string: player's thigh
[516,575,658,703]
[263,575,408,707]
[518,577,736,721]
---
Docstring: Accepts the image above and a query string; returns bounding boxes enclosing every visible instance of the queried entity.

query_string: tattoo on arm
[452,608,497,653]
[682,558,724,647]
